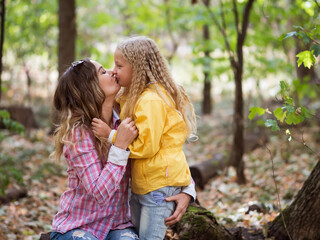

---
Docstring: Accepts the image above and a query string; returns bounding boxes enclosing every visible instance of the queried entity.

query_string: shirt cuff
[108,145,130,166]
[182,178,197,203]
[108,130,116,143]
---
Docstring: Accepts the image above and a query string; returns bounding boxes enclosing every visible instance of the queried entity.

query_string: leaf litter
[0,112,319,239]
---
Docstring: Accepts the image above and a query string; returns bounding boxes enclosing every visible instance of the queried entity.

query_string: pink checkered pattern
[52,117,133,239]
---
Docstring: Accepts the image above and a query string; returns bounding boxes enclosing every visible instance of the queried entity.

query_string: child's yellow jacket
[119,83,191,195]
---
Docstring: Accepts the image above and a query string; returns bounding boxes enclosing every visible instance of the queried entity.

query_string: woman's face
[113,48,133,87]
[92,61,120,98]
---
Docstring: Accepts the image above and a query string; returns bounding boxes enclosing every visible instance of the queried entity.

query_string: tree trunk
[229,0,254,184]
[190,153,226,189]
[268,159,320,240]
[0,0,5,103]
[202,0,212,115]
[230,66,246,184]
[203,80,211,114]
[58,0,76,79]
[51,0,76,131]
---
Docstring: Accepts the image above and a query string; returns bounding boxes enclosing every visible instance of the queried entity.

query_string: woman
[50,59,195,240]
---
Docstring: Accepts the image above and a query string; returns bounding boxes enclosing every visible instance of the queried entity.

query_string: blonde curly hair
[117,36,197,136]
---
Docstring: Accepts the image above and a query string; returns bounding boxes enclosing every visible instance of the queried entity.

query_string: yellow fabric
[119,84,191,194]
[112,132,117,143]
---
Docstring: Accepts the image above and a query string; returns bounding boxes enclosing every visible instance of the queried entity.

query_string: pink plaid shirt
[51,112,133,239]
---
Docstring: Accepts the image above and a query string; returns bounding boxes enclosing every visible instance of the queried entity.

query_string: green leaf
[300,106,312,119]
[298,31,311,44]
[0,110,10,119]
[281,31,298,40]
[284,104,295,113]
[310,44,320,57]
[273,107,286,122]
[285,112,304,125]
[296,50,316,69]
[248,107,265,120]
[284,96,294,106]
[280,81,290,97]
[265,119,280,131]
[293,26,304,31]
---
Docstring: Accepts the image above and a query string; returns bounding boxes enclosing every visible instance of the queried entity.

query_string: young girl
[92,36,197,240]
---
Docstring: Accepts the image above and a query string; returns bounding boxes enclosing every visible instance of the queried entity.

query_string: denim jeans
[130,186,182,240]
[50,227,139,240]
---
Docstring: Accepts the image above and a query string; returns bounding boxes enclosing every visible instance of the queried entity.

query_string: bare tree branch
[201,0,236,67]
[237,0,255,68]
[164,0,178,62]
[232,0,240,34]
[219,0,227,31]
[239,0,255,47]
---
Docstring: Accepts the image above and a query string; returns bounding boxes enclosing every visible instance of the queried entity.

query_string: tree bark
[0,0,5,103]
[268,159,320,240]
[58,0,76,79]
[51,0,76,131]
[190,153,226,189]
[202,0,212,115]
[0,188,27,204]
[230,0,254,184]
[231,65,246,184]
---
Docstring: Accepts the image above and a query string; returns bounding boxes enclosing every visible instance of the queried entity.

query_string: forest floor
[0,101,319,240]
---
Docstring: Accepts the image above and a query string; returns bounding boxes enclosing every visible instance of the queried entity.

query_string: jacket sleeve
[65,128,130,206]
[128,98,166,159]
[181,178,197,202]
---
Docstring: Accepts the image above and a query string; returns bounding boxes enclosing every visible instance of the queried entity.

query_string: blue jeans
[50,228,139,240]
[130,186,182,240]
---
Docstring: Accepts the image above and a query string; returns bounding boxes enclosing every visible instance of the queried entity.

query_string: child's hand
[114,118,138,149]
[92,118,111,138]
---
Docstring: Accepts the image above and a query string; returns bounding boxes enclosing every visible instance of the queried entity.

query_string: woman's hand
[164,193,191,226]
[114,118,138,149]
[92,118,111,138]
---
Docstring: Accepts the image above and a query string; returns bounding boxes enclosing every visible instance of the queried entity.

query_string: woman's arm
[66,122,137,206]
[92,99,165,159]
[66,129,128,206]
[164,179,197,225]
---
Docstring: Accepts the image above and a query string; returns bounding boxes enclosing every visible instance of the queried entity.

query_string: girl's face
[92,61,120,98]
[113,48,133,87]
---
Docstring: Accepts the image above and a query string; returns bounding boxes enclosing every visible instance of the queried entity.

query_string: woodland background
[0,0,319,239]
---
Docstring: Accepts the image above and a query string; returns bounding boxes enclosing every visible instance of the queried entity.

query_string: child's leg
[130,193,142,233]
[137,186,181,240]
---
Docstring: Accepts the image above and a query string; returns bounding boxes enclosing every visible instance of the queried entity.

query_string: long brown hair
[52,58,108,160]
[117,36,197,136]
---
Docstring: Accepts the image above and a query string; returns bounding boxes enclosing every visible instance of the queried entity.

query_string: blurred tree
[3,0,57,104]
[200,0,255,184]
[202,0,211,115]
[0,0,4,103]
[267,158,320,239]
[58,0,76,78]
